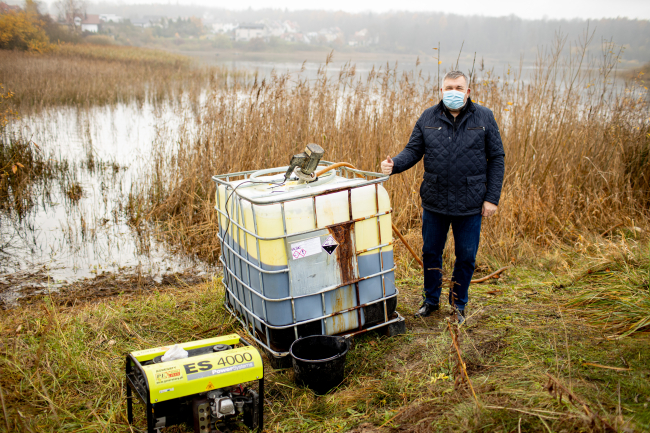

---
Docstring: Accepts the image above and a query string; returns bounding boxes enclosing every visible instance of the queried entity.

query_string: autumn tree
[0,0,52,52]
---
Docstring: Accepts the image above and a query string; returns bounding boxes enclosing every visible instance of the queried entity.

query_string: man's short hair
[442,70,469,87]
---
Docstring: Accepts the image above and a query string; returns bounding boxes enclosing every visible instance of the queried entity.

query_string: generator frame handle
[125,353,155,432]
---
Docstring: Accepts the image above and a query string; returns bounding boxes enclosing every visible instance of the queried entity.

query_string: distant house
[265,20,285,37]
[99,14,122,23]
[283,20,300,34]
[319,27,343,43]
[235,23,265,42]
[130,16,163,28]
[0,2,21,13]
[59,12,101,32]
[281,32,308,43]
[81,14,100,33]
[259,19,300,38]
[130,18,150,28]
[211,22,237,34]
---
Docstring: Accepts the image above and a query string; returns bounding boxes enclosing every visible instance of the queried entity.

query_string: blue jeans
[422,209,482,309]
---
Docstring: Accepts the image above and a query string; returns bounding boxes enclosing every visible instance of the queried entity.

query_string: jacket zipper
[424,126,442,130]
[467,126,485,131]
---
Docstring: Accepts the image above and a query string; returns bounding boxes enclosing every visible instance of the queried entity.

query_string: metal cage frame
[212,161,404,358]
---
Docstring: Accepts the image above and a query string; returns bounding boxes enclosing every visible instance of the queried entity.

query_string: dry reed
[139,34,650,267]
[0,134,52,215]
[566,250,650,338]
[0,45,248,111]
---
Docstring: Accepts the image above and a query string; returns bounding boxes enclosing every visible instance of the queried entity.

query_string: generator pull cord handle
[315,162,509,283]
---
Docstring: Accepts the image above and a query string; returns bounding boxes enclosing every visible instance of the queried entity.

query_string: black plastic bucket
[290,335,350,395]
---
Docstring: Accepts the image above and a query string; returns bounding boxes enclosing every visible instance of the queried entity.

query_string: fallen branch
[484,405,569,418]
[442,266,510,285]
[544,373,616,432]
[447,319,479,405]
[0,382,10,432]
[582,362,631,371]
[471,266,510,284]
[379,406,409,428]
[600,223,624,237]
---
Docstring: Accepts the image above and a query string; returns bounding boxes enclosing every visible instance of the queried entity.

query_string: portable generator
[125,334,264,433]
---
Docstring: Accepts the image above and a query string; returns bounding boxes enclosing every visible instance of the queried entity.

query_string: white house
[81,14,100,32]
[283,20,300,34]
[212,22,237,34]
[235,23,265,42]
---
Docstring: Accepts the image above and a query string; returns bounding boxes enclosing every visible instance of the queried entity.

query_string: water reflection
[0,101,207,306]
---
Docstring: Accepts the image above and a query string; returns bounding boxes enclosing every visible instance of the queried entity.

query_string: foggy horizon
[22,0,650,21]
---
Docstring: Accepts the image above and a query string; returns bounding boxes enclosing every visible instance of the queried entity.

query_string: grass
[0,133,53,215]
[566,252,650,338]
[0,44,250,111]
[55,43,191,67]
[0,241,649,432]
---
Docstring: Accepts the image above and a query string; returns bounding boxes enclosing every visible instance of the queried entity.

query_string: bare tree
[55,0,85,28]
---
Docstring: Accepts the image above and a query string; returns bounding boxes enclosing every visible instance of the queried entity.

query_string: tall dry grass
[0,44,248,111]
[138,34,650,267]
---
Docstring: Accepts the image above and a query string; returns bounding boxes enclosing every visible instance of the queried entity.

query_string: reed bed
[0,133,53,215]
[566,246,650,338]
[0,45,249,111]
[139,36,650,269]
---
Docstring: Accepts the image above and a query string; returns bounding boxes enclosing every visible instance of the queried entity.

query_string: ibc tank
[213,162,403,362]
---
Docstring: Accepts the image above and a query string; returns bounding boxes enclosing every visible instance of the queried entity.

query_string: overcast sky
[39,0,650,20]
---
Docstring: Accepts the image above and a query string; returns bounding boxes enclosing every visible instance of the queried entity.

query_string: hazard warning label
[321,235,339,255]
[205,381,216,391]
[290,237,322,260]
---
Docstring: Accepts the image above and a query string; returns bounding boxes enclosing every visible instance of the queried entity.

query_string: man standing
[381,70,505,323]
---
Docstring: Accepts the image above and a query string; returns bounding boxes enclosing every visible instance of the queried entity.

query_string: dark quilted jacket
[392,99,505,216]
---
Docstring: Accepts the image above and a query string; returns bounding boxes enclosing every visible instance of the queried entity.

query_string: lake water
[0,101,207,306]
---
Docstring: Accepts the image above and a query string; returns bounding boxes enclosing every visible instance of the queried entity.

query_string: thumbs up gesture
[381,155,394,175]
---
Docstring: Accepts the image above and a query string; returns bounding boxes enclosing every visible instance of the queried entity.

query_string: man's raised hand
[381,155,394,175]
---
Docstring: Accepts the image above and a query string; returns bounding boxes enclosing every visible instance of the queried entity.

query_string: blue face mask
[442,90,467,110]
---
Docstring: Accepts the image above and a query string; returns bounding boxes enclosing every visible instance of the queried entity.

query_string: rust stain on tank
[327,222,355,284]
